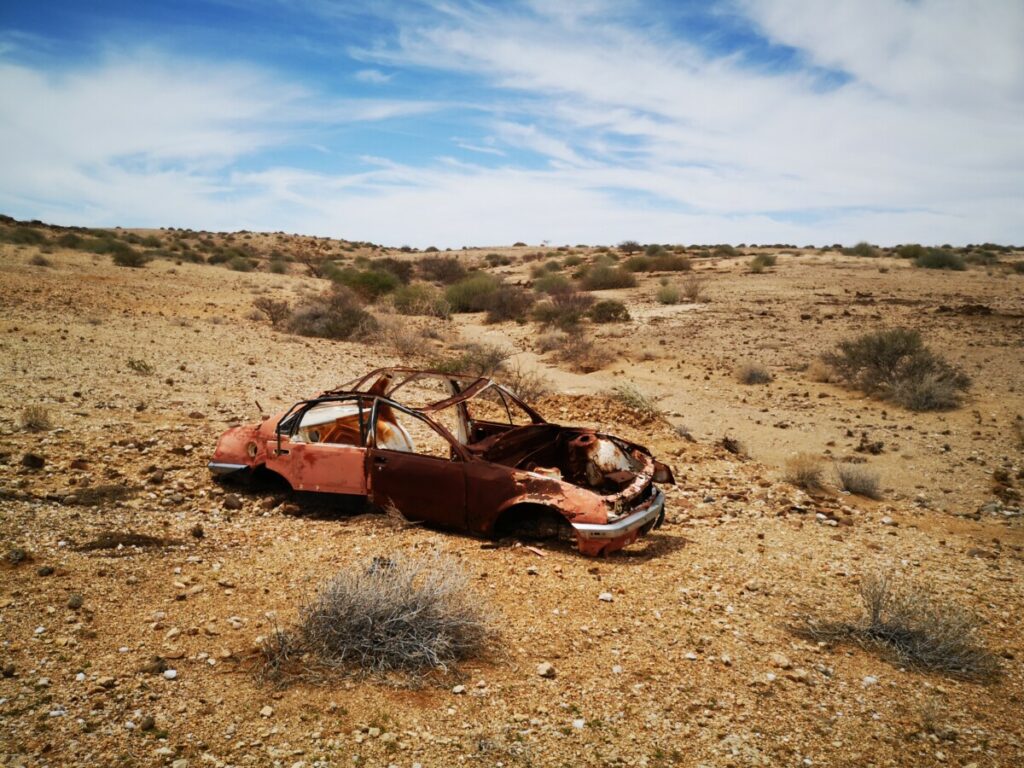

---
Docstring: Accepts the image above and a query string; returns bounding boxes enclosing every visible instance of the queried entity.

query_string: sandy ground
[1,236,1023,767]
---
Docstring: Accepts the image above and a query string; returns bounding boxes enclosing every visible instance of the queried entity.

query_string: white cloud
[353,68,393,84]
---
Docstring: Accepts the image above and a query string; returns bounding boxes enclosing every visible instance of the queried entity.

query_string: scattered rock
[36,565,54,577]
[598,592,614,602]
[260,705,274,717]
[6,547,29,565]
[163,669,178,680]
[140,715,156,731]
[452,685,466,695]
[21,453,45,469]
[191,524,204,539]
[67,593,84,610]
[223,494,243,510]
[769,652,792,670]
[537,662,556,678]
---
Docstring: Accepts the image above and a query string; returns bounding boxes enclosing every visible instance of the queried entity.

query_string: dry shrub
[484,284,535,324]
[501,362,551,401]
[431,343,512,377]
[288,285,376,341]
[735,362,772,384]
[418,256,467,284]
[748,254,776,273]
[823,328,970,411]
[609,384,662,420]
[588,299,630,323]
[252,297,291,327]
[836,463,882,499]
[552,333,612,372]
[373,316,423,361]
[656,283,681,305]
[20,405,52,432]
[721,435,745,456]
[680,275,707,302]
[533,291,594,329]
[258,553,494,682]
[392,282,451,318]
[784,453,825,491]
[806,359,835,383]
[77,531,178,551]
[29,253,52,267]
[790,573,1000,682]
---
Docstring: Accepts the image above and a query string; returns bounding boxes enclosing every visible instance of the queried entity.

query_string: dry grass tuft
[20,405,53,432]
[735,362,773,384]
[500,362,551,401]
[608,384,662,420]
[679,274,708,302]
[784,453,825,491]
[257,553,494,684]
[790,573,1000,682]
[835,463,882,499]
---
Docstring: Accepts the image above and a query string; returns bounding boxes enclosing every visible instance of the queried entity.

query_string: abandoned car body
[209,368,674,555]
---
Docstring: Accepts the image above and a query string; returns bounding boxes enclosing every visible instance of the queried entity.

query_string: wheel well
[493,503,570,538]
[252,465,292,491]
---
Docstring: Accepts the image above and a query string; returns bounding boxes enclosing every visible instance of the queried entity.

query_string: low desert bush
[127,358,154,375]
[110,245,150,268]
[445,273,501,312]
[835,463,882,499]
[288,285,376,341]
[29,254,52,267]
[227,255,254,272]
[258,553,493,682]
[418,256,467,284]
[392,282,451,318]
[735,362,772,384]
[268,259,288,274]
[588,299,630,323]
[618,240,642,254]
[332,267,400,301]
[790,573,1000,681]
[624,253,691,273]
[20,405,52,432]
[656,283,681,305]
[532,291,594,330]
[895,243,927,260]
[252,297,292,327]
[500,362,551,401]
[609,384,662,420]
[846,241,879,258]
[431,343,512,377]
[551,333,612,372]
[680,274,708,302]
[532,273,573,295]
[712,244,738,258]
[0,225,47,246]
[372,257,414,283]
[784,453,825,491]
[580,265,637,290]
[915,250,966,271]
[1011,261,1024,274]
[823,328,970,411]
[484,284,534,324]
[748,254,776,273]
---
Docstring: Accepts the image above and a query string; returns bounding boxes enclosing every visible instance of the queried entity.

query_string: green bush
[823,328,970,411]
[618,240,642,254]
[0,226,47,246]
[268,259,288,274]
[915,250,966,271]
[392,282,451,318]
[110,244,150,268]
[446,273,501,312]
[749,253,777,272]
[332,268,400,301]
[580,265,637,290]
[624,253,691,272]
[588,299,630,323]
[712,244,738,258]
[656,284,681,304]
[1012,261,1024,274]
[846,241,879,258]
[227,255,254,272]
[372,257,414,283]
[895,243,927,260]
[532,273,573,295]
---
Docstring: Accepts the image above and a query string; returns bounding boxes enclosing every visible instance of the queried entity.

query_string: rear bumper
[572,486,665,547]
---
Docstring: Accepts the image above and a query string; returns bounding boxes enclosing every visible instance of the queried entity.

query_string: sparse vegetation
[532,272,572,295]
[484,284,534,324]
[846,241,879,258]
[288,285,377,341]
[588,299,630,323]
[532,291,594,330]
[790,573,1000,682]
[823,328,970,411]
[679,274,708,302]
[624,253,691,273]
[547,332,611,372]
[748,254,776,273]
[609,384,662,420]
[784,453,825,491]
[835,463,882,499]
[580,265,637,290]
[618,240,642,254]
[28,253,52,267]
[735,362,772,384]
[392,282,451,318]
[445,273,501,312]
[332,267,400,301]
[127,358,155,375]
[500,362,551,401]
[110,245,150,268]
[252,297,292,327]
[915,249,966,271]
[258,553,493,682]
[418,256,467,284]
[19,405,52,432]
[431,343,512,377]
[655,283,681,304]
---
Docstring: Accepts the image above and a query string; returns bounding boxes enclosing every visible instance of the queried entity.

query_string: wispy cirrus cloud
[0,1,1021,245]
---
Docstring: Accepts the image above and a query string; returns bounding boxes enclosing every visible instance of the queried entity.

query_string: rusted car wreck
[209,368,674,555]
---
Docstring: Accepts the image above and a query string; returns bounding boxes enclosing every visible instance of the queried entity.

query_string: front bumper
[208,462,250,476]
[571,486,666,543]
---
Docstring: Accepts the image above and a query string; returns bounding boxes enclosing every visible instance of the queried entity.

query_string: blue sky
[1,1,1022,247]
